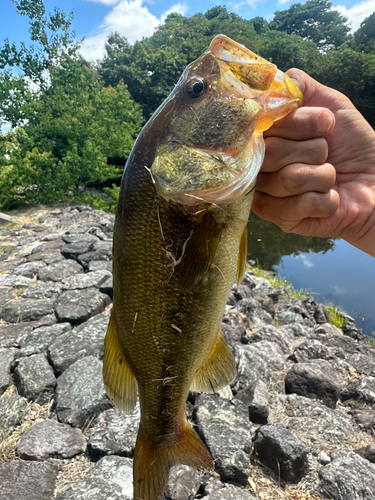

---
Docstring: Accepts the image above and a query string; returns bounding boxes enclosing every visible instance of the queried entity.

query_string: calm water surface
[247,215,375,335]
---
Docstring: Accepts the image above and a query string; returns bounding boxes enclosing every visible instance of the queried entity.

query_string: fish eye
[186,77,207,98]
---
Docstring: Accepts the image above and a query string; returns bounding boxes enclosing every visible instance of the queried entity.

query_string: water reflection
[247,214,375,335]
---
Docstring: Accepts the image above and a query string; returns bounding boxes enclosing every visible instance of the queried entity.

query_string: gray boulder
[0,460,58,500]
[14,353,57,404]
[55,288,111,324]
[0,393,29,440]
[17,419,87,460]
[254,425,309,483]
[162,465,201,500]
[1,298,56,323]
[0,348,17,394]
[55,355,113,428]
[38,259,84,282]
[285,359,341,409]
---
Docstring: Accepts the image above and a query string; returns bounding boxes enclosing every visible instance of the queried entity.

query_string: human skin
[252,68,375,258]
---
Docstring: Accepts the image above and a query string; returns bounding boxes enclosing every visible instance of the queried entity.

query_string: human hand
[252,68,375,257]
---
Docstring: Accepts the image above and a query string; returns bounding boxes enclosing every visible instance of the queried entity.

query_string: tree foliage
[270,0,350,51]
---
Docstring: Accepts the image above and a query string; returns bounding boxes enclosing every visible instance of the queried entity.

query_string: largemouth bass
[103,34,302,500]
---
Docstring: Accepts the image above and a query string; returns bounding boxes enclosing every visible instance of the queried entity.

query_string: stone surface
[17,419,87,460]
[55,455,133,500]
[285,359,342,409]
[1,298,56,323]
[55,288,110,324]
[341,376,375,407]
[162,465,201,500]
[232,344,284,393]
[14,353,57,404]
[195,394,254,486]
[0,348,17,394]
[0,460,58,500]
[38,259,84,282]
[48,314,109,375]
[205,485,258,500]
[55,356,113,428]
[0,393,29,440]
[235,379,270,424]
[254,425,309,483]
[88,405,140,460]
[61,270,111,290]
[14,260,47,277]
[0,274,32,287]
[354,445,375,463]
[22,281,62,300]
[16,323,71,358]
[318,451,375,499]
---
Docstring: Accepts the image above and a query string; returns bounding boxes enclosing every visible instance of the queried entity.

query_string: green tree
[0,0,79,127]
[270,0,350,51]
[99,7,260,119]
[354,12,375,52]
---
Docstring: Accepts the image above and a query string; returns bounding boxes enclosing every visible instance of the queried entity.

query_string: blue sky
[1,0,375,61]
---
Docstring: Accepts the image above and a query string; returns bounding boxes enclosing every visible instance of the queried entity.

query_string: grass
[249,262,310,299]
[325,303,348,329]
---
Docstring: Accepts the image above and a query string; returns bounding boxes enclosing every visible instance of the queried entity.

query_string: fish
[103,34,302,500]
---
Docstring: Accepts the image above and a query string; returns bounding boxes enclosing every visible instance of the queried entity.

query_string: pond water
[247,214,375,336]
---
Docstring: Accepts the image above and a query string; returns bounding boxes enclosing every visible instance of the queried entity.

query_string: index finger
[264,106,335,141]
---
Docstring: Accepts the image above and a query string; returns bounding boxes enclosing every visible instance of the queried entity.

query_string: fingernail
[318,111,335,134]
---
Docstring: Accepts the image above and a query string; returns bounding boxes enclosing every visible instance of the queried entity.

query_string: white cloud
[1,123,11,134]
[80,0,188,61]
[330,285,347,295]
[334,0,375,31]
[296,254,314,268]
[82,0,121,5]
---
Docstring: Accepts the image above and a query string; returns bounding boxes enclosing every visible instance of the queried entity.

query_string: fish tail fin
[133,421,213,500]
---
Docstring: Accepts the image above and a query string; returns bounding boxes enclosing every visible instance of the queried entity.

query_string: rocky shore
[0,204,374,500]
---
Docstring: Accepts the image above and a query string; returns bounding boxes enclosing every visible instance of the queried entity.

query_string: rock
[0,348,17,394]
[254,425,309,483]
[195,394,254,486]
[13,353,57,404]
[341,376,375,408]
[87,260,113,272]
[236,297,274,326]
[0,274,32,287]
[1,298,56,323]
[0,322,34,348]
[13,261,47,277]
[38,259,84,282]
[285,359,342,409]
[314,304,330,323]
[61,241,95,258]
[346,352,375,377]
[99,276,113,297]
[55,356,113,428]
[0,287,17,307]
[61,270,111,290]
[88,405,140,460]
[48,314,109,375]
[162,464,201,500]
[354,445,375,463]
[17,419,87,460]
[235,379,270,424]
[247,340,286,371]
[31,240,64,254]
[0,460,58,500]
[16,323,71,358]
[55,288,111,324]
[318,451,375,499]
[353,410,375,431]
[22,281,62,300]
[232,344,284,394]
[288,339,331,363]
[55,455,133,500]
[244,324,292,354]
[0,393,29,440]
[204,485,258,500]
[201,472,224,495]
[277,304,314,327]
[41,251,65,264]
[268,394,364,453]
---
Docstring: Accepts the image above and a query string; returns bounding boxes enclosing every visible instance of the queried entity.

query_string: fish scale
[102,34,302,500]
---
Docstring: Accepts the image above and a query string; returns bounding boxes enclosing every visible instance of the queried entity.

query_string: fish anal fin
[236,224,248,286]
[177,213,223,293]
[191,330,236,393]
[134,421,213,500]
[102,313,137,412]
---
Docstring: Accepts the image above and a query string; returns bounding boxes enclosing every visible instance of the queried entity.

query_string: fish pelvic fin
[177,212,223,293]
[191,330,236,393]
[236,224,248,286]
[134,421,213,500]
[102,313,137,412]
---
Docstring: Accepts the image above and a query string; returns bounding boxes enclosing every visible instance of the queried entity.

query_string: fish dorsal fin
[236,224,248,286]
[191,330,236,393]
[102,313,138,412]
[177,212,223,293]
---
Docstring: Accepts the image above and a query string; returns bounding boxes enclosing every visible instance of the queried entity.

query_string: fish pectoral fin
[236,224,248,286]
[102,313,137,412]
[191,330,236,393]
[134,421,213,500]
[177,213,223,293]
